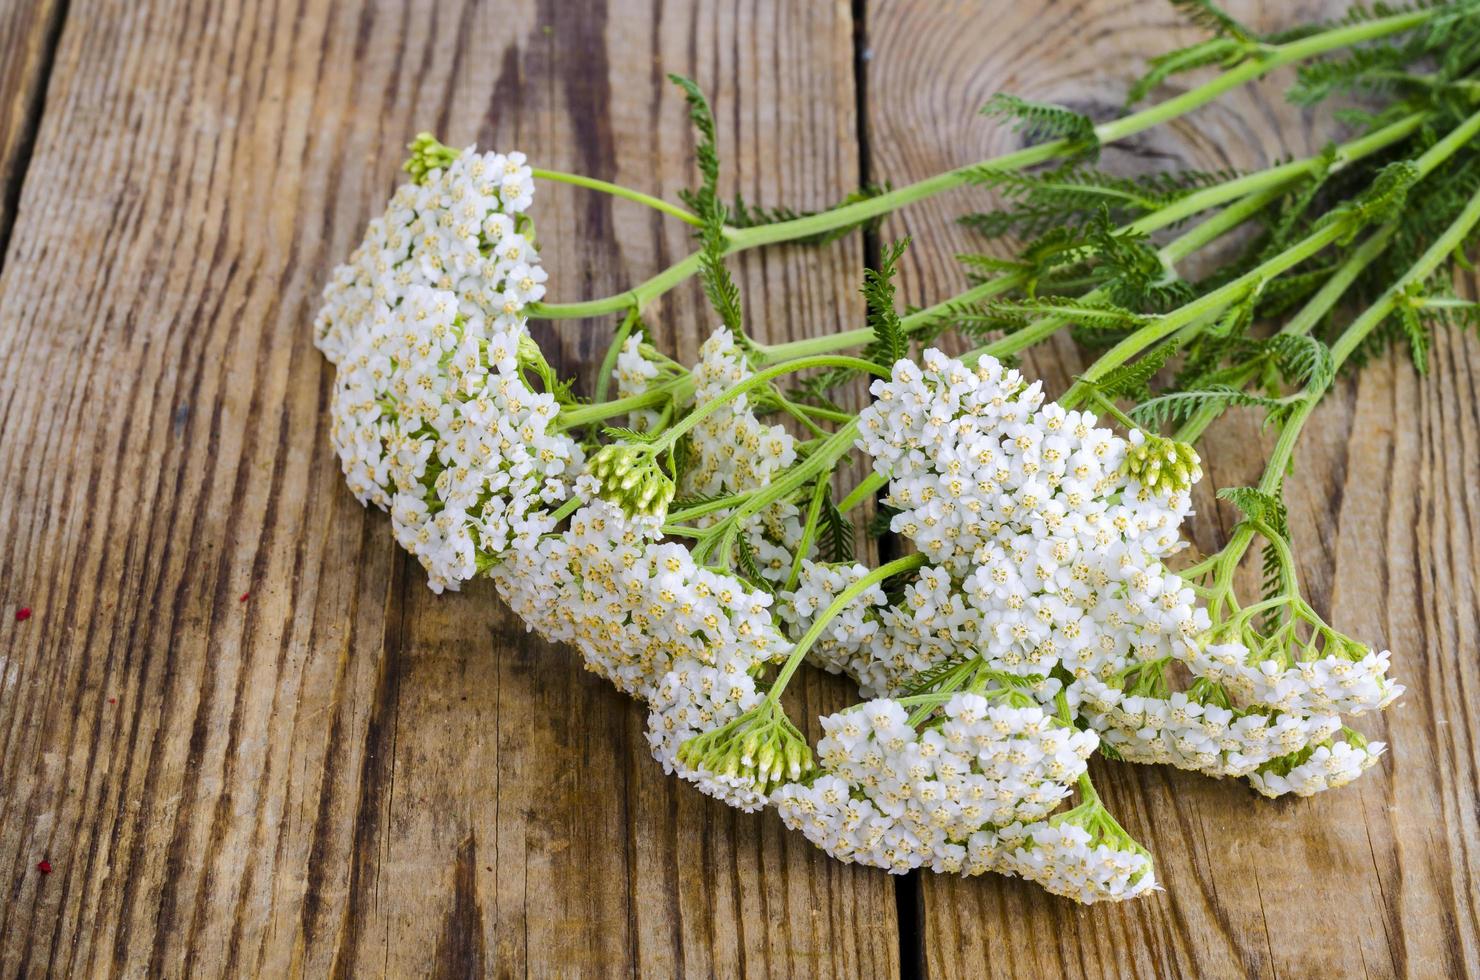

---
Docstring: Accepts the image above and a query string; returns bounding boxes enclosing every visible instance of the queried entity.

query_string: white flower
[316,146,577,591]
[689,330,807,578]
[1079,681,1345,780]
[774,692,1097,878]
[645,658,770,811]
[316,146,541,365]
[780,559,986,698]
[996,814,1158,903]
[612,334,665,433]
[490,498,785,700]
[1178,638,1403,717]
[850,350,1200,696]
[1247,735,1386,798]
[326,285,579,592]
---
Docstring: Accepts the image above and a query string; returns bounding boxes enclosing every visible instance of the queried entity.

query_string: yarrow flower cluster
[774,692,1154,902]
[785,350,1197,697]
[310,68,1446,899]
[490,493,784,700]
[315,144,578,592]
[781,350,1398,803]
[1182,621,1402,717]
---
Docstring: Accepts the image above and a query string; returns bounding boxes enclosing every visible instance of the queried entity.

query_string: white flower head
[316,144,577,591]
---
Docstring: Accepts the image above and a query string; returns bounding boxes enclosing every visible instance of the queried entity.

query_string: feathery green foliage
[1130,385,1296,428]
[982,94,1100,160]
[863,239,912,369]
[733,534,774,594]
[1266,333,1337,389]
[668,75,748,338]
[669,73,721,220]
[962,166,1236,238]
[819,495,856,563]
[1217,485,1294,606]
[1092,339,1182,401]
[698,213,744,335]
[1169,0,1254,41]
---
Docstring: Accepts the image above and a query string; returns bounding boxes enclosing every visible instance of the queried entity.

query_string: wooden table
[1,0,1476,976]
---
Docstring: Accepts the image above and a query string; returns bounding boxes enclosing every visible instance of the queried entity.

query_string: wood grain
[865,0,1480,976]
[0,0,63,248]
[1,0,1477,975]
[0,0,896,976]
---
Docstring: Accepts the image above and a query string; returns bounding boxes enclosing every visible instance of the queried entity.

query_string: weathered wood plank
[0,0,897,976]
[0,0,63,248]
[865,1,1480,976]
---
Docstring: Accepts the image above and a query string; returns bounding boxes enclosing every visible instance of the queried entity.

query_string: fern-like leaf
[902,659,972,697]
[1397,295,1433,373]
[1217,486,1285,525]
[668,74,721,219]
[1169,0,1253,42]
[820,496,856,563]
[1266,333,1336,390]
[669,490,735,511]
[698,211,744,334]
[982,94,1100,159]
[1327,160,1420,242]
[866,503,900,540]
[1217,485,1291,606]
[963,165,1236,238]
[1093,339,1180,402]
[1130,385,1291,428]
[734,535,775,595]
[602,425,659,443]
[1127,37,1247,105]
[863,239,911,369]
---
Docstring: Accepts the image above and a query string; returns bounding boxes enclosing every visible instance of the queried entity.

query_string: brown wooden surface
[0,0,1474,977]
[0,0,61,240]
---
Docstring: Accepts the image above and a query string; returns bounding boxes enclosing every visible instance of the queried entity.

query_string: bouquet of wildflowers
[314,0,1480,903]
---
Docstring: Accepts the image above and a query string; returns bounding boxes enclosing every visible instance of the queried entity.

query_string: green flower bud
[587,443,675,521]
[403,133,460,185]
[1122,430,1202,495]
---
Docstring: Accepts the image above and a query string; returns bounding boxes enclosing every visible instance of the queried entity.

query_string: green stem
[529,12,1433,321]
[1061,106,1480,407]
[767,390,832,437]
[556,375,694,429]
[653,356,887,452]
[548,494,584,524]
[663,491,754,525]
[731,422,859,524]
[763,553,927,707]
[783,475,832,593]
[1214,183,1480,576]
[592,306,643,406]
[951,112,1426,375]
[1275,182,1480,482]
[759,272,1026,363]
[698,421,861,565]
[838,470,887,514]
[958,183,1287,370]
[1176,222,1398,444]
[532,167,703,226]
[755,113,1425,365]
[736,11,1428,249]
